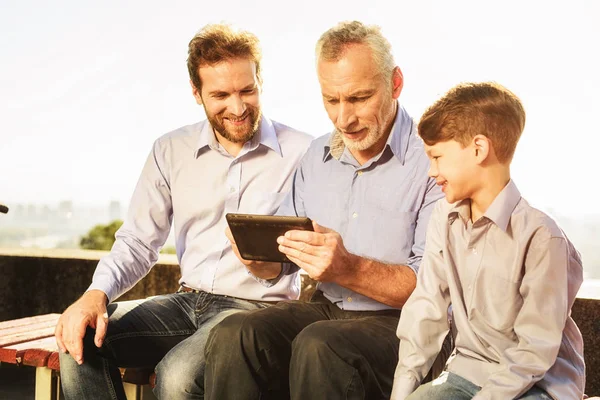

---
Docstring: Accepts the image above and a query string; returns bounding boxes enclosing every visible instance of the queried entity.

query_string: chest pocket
[476,268,523,333]
[240,191,287,215]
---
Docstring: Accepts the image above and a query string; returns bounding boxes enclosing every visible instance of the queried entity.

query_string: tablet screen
[226,213,313,263]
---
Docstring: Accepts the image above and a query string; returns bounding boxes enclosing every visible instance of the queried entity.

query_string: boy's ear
[472,135,491,164]
[190,80,203,105]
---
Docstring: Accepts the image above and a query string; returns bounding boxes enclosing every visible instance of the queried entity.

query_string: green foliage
[161,245,177,254]
[80,220,123,251]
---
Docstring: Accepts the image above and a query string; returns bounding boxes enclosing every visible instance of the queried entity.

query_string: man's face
[425,139,477,204]
[192,58,261,144]
[317,44,401,158]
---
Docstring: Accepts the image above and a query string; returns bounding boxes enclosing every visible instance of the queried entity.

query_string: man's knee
[291,321,346,363]
[154,356,203,398]
[206,311,266,355]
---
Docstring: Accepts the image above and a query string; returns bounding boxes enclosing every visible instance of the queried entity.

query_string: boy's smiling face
[425,139,479,204]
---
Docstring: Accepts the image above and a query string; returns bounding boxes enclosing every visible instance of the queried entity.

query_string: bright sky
[1,0,598,217]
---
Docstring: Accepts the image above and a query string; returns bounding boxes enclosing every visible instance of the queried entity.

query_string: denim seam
[102,356,119,400]
[104,329,197,345]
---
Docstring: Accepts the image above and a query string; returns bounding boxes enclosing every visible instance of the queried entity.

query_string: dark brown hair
[419,82,526,163]
[187,24,262,91]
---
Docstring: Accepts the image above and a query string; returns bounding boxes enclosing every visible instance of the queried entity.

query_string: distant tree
[161,245,177,255]
[80,220,123,250]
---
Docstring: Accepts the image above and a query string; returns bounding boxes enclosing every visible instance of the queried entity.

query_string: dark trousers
[204,291,451,400]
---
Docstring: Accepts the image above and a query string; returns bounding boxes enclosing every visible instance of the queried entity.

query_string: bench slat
[0,319,59,340]
[6,336,59,352]
[0,326,56,347]
[0,336,58,366]
[0,347,18,364]
[0,314,60,331]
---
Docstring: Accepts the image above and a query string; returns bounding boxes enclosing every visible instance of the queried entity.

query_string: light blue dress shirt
[278,105,443,311]
[88,116,313,303]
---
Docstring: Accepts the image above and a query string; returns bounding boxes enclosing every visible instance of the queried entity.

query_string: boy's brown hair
[187,24,262,92]
[418,82,526,163]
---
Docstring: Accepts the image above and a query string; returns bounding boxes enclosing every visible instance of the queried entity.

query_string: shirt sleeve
[87,139,173,302]
[405,176,444,276]
[391,200,451,399]
[274,156,310,277]
[473,234,574,399]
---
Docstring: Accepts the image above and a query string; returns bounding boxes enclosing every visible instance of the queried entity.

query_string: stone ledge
[0,247,178,264]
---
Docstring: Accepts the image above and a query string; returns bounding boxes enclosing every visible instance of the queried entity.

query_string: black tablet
[226,213,314,262]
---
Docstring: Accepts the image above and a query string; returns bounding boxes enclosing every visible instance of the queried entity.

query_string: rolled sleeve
[393,201,451,395]
[89,140,173,303]
[390,375,420,400]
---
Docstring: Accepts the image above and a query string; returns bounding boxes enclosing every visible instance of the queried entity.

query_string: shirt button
[347,297,353,302]
[229,187,235,193]
[468,285,472,291]
[357,170,363,176]
[352,212,358,218]
[471,248,477,255]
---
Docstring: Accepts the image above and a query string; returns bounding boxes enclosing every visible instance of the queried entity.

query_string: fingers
[94,312,109,348]
[54,321,67,353]
[283,229,326,246]
[284,253,321,280]
[225,226,235,243]
[69,320,89,365]
[278,242,320,265]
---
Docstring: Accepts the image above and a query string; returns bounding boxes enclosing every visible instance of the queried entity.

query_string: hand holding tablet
[226,213,314,263]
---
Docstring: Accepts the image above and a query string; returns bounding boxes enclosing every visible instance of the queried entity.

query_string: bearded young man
[55,23,312,400]
[203,21,450,400]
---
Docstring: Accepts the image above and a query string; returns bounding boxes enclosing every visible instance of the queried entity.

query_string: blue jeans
[407,371,553,400]
[59,291,270,400]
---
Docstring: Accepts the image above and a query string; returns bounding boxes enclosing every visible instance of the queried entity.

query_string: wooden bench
[0,314,156,400]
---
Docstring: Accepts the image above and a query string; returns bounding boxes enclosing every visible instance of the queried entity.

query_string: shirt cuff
[390,375,420,400]
[85,283,113,304]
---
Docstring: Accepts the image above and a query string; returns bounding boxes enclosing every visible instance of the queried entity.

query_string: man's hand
[225,226,282,280]
[54,290,109,365]
[277,221,356,283]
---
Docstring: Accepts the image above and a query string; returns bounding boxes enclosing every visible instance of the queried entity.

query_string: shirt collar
[481,179,521,232]
[194,115,282,158]
[322,102,413,164]
[447,180,521,232]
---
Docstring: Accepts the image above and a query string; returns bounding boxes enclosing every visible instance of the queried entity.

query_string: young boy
[391,82,585,400]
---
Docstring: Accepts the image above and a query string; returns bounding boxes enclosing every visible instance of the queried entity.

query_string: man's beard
[337,125,385,152]
[206,105,262,144]
[337,97,395,152]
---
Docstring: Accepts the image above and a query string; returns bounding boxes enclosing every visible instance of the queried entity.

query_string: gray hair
[316,21,396,84]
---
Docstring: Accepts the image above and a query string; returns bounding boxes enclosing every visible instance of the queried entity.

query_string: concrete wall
[0,248,180,321]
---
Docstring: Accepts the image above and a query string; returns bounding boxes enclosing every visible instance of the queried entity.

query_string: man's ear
[190,80,203,105]
[391,66,404,99]
[472,135,491,164]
